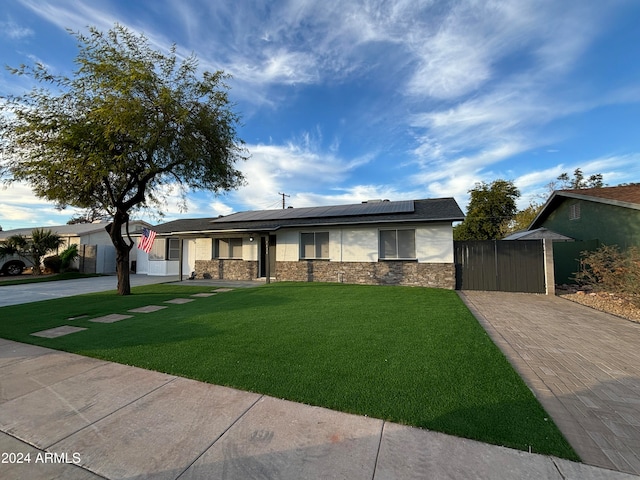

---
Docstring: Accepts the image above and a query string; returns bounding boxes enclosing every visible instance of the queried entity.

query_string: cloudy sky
[1,0,640,230]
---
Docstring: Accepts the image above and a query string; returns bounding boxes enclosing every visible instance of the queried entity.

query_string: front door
[260,235,277,278]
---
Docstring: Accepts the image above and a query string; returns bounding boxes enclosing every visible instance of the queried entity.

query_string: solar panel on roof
[212,200,415,223]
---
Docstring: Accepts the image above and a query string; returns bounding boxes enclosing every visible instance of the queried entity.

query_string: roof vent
[363,199,383,203]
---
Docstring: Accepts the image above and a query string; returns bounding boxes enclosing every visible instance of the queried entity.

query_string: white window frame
[300,232,330,259]
[379,229,416,260]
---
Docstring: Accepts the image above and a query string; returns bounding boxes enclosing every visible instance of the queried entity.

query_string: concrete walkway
[460,291,640,476]
[0,340,636,479]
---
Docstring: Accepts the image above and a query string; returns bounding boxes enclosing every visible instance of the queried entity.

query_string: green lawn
[0,282,578,460]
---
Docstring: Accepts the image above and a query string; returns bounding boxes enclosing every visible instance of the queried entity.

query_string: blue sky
[1,0,640,230]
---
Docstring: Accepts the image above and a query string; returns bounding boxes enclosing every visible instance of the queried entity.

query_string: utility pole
[278,192,290,209]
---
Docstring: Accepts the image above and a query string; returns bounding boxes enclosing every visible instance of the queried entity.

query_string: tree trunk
[109,211,134,295]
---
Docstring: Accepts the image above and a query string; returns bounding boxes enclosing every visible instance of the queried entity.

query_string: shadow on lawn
[20,290,292,352]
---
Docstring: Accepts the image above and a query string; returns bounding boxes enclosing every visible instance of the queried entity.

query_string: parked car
[0,254,31,276]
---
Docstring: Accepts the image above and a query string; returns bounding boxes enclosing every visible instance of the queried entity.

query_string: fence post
[543,239,555,296]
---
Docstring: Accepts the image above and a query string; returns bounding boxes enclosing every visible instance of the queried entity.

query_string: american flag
[138,228,157,254]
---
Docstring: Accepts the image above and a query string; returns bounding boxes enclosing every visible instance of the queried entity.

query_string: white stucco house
[136,198,464,289]
[0,220,151,274]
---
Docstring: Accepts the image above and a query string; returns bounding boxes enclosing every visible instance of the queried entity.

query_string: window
[379,229,416,259]
[300,232,329,259]
[167,238,180,260]
[148,238,165,261]
[214,238,243,258]
[569,203,581,220]
[148,238,180,261]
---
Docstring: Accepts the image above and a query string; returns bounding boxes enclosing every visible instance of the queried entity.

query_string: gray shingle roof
[153,198,464,235]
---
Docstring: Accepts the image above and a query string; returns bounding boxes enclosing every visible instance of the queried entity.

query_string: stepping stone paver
[214,288,233,292]
[90,314,133,323]
[128,305,168,313]
[165,298,194,304]
[31,326,87,338]
[191,293,216,297]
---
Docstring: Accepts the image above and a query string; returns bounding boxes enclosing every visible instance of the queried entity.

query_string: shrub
[59,244,79,271]
[43,254,62,274]
[574,245,640,301]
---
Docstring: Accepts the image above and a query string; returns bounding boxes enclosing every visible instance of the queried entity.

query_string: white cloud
[230,137,374,210]
[0,20,34,40]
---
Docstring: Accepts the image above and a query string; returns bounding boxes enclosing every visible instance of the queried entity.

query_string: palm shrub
[0,229,64,275]
[59,244,79,271]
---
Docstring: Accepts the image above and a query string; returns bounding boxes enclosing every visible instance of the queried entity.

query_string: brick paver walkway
[460,291,640,476]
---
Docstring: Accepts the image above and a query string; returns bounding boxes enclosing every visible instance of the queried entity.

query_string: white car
[0,254,30,276]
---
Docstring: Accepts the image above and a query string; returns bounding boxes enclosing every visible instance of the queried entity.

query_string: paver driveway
[460,291,640,476]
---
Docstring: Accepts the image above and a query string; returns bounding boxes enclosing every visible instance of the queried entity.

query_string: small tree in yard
[454,179,520,240]
[1,25,247,295]
[0,229,64,275]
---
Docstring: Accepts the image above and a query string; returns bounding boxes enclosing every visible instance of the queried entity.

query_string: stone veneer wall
[195,259,258,281]
[276,260,455,289]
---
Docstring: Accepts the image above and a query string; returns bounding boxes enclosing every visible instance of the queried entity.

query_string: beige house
[139,198,464,289]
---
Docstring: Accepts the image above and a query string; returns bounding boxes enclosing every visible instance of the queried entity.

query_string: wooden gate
[454,240,545,293]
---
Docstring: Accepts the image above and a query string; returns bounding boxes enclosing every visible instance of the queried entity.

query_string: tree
[454,179,520,240]
[67,207,109,225]
[0,229,64,275]
[1,25,247,294]
[557,168,605,189]
[505,200,543,234]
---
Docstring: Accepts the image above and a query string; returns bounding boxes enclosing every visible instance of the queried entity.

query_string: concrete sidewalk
[0,340,636,479]
[460,291,640,476]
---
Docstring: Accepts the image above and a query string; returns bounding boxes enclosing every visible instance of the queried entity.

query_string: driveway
[459,291,640,476]
[0,275,266,307]
[0,275,180,307]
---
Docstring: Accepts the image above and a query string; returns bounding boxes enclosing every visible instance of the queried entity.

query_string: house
[529,184,640,248]
[138,198,465,289]
[0,220,151,274]
[527,184,640,284]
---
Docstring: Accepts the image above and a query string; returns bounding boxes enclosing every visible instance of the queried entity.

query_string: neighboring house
[0,220,151,274]
[528,184,640,284]
[529,184,640,248]
[138,198,465,289]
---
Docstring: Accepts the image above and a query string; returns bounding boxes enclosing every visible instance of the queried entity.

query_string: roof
[530,184,640,229]
[153,198,465,235]
[503,227,574,241]
[0,220,150,240]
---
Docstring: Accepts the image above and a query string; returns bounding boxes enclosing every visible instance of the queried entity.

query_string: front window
[148,238,165,261]
[379,229,416,259]
[149,238,181,261]
[167,238,180,260]
[300,232,329,259]
[215,238,243,259]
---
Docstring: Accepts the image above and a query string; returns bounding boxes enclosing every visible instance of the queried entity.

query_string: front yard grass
[0,282,578,460]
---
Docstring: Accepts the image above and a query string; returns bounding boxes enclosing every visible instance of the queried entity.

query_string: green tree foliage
[505,201,543,234]
[454,180,520,240]
[1,25,247,294]
[557,168,605,190]
[0,229,64,275]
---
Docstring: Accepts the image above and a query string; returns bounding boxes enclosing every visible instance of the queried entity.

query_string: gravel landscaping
[557,287,640,323]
